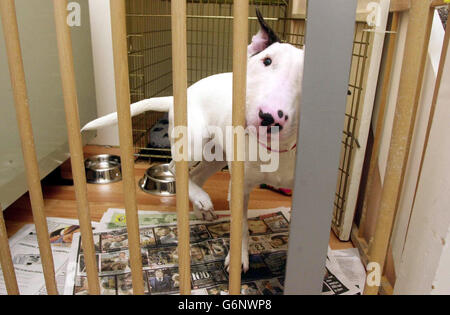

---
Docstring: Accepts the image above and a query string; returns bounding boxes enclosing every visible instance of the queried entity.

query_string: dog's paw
[224,250,249,273]
[194,208,217,221]
[192,192,217,221]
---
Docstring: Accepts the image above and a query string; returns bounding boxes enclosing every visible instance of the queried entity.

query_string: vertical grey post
[284,0,356,295]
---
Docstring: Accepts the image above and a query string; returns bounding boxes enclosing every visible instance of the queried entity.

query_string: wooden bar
[52,0,100,295]
[363,1,434,295]
[389,0,410,12]
[171,0,191,295]
[351,224,370,265]
[228,0,249,296]
[0,206,19,295]
[351,224,394,294]
[109,0,144,295]
[359,12,400,238]
[0,0,58,295]
[390,0,447,12]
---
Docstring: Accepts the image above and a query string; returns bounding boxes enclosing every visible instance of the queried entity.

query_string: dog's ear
[248,8,281,57]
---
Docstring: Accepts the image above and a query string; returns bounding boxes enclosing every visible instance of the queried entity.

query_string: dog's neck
[258,140,297,153]
[256,132,298,153]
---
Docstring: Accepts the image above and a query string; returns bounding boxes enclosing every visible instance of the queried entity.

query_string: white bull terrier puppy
[82,10,304,272]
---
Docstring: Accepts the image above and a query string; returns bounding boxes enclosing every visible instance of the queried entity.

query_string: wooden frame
[363,0,435,295]
[357,12,400,241]
[354,1,449,296]
[1,0,446,296]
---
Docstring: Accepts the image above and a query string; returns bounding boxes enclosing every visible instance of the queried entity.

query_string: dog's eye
[263,57,272,67]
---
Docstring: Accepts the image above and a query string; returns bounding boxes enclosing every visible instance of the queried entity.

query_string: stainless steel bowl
[139,163,176,196]
[85,154,122,184]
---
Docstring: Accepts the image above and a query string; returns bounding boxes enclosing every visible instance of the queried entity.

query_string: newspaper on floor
[323,251,362,295]
[330,248,366,292]
[0,217,98,295]
[99,207,291,230]
[101,208,366,294]
[64,208,361,295]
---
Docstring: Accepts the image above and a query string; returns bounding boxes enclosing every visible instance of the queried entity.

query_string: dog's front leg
[225,191,250,273]
[168,160,222,221]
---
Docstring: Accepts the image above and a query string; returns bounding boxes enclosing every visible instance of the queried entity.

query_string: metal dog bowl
[85,154,122,184]
[139,163,176,196]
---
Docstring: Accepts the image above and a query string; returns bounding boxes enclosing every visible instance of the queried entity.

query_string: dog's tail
[81,96,173,131]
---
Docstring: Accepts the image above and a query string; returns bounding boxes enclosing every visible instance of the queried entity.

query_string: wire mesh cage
[126,0,173,161]
[125,0,373,234]
[332,22,373,233]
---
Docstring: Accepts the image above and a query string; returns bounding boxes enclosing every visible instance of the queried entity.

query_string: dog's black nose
[259,110,275,126]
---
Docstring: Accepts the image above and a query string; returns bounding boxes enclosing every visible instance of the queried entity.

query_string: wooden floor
[4,145,352,250]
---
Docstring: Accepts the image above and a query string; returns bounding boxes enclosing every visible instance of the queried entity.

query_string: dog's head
[246,9,304,143]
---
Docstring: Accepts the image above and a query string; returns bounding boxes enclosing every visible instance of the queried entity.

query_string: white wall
[394,29,450,293]
[87,0,119,146]
[0,0,97,209]
[432,229,450,294]
[390,11,445,271]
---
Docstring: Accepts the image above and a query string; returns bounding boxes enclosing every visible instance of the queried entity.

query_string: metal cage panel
[332,22,372,233]
[127,0,173,160]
